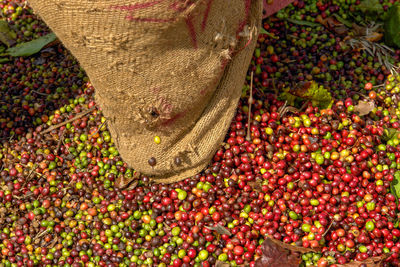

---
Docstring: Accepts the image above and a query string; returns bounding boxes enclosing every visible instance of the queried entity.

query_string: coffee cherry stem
[323,221,333,237]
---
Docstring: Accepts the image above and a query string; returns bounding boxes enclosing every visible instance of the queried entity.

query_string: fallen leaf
[254,237,316,267]
[163,223,171,231]
[268,237,316,254]
[337,254,391,267]
[286,18,320,27]
[334,25,350,36]
[0,20,16,47]
[33,57,46,65]
[215,260,231,267]
[205,224,232,236]
[352,23,367,37]
[358,0,384,14]
[248,179,263,192]
[259,28,279,39]
[315,15,329,27]
[115,176,130,189]
[315,15,349,36]
[40,47,57,58]
[391,171,400,200]
[353,100,375,116]
[365,31,383,42]
[308,136,319,144]
[7,33,57,57]
[333,14,353,28]
[384,4,400,48]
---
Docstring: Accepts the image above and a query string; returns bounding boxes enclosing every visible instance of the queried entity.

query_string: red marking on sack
[127,17,175,23]
[169,0,193,12]
[220,57,229,70]
[185,15,198,49]
[161,112,184,126]
[111,0,165,12]
[110,0,175,23]
[236,0,251,35]
[201,0,213,32]
[111,0,200,48]
[152,87,161,94]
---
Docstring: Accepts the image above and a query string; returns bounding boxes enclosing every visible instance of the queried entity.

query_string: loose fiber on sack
[28,0,263,183]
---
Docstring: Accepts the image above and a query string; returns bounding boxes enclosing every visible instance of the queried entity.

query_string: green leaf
[0,57,10,63]
[391,171,400,200]
[302,82,333,109]
[0,20,16,47]
[6,33,56,57]
[280,82,333,109]
[279,91,297,106]
[382,127,399,142]
[260,28,269,35]
[259,27,279,39]
[358,0,384,14]
[286,18,320,27]
[384,4,400,48]
[333,14,353,28]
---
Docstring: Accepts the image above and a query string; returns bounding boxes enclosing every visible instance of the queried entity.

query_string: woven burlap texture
[29,0,262,183]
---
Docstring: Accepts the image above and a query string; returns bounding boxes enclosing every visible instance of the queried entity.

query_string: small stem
[54,129,65,155]
[41,107,95,135]
[32,90,49,96]
[323,222,333,237]
[271,77,278,95]
[33,229,50,242]
[246,72,254,142]
[89,119,107,139]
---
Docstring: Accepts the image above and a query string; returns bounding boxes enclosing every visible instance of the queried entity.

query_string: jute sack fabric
[28,0,262,183]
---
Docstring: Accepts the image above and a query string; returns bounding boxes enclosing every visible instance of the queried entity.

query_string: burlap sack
[29,0,262,183]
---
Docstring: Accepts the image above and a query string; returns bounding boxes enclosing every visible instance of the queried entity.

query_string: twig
[13,192,33,200]
[89,119,107,139]
[32,90,49,96]
[271,77,278,95]
[372,83,385,88]
[323,221,333,236]
[33,229,50,242]
[246,72,254,142]
[19,163,44,179]
[54,130,65,155]
[20,164,37,190]
[40,107,95,135]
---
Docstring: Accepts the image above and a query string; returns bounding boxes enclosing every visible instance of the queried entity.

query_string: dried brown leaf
[215,260,231,267]
[248,179,263,192]
[315,15,350,35]
[315,15,328,27]
[290,81,313,98]
[255,237,316,267]
[115,176,129,189]
[366,31,383,42]
[337,254,391,267]
[389,107,397,116]
[205,224,232,236]
[354,100,375,116]
[115,175,138,190]
[268,237,316,254]
[353,23,367,36]
[0,20,16,47]
[163,223,171,231]
[334,25,350,35]
[326,17,342,28]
